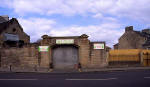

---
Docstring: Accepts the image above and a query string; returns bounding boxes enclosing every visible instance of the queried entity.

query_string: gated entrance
[52,45,78,70]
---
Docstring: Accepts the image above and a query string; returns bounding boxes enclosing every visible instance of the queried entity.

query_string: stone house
[114,26,150,49]
[0,16,30,47]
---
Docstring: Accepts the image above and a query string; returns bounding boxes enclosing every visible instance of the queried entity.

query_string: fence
[108,49,150,67]
[108,49,142,66]
[142,50,150,66]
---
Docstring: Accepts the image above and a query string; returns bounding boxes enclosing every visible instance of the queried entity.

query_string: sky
[0,0,150,47]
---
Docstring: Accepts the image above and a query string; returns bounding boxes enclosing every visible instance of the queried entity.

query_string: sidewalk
[0,67,150,73]
[82,67,150,73]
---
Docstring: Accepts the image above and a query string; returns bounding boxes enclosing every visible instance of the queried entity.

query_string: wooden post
[147,52,149,66]
[140,51,143,66]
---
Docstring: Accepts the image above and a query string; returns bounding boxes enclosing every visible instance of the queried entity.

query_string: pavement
[83,67,150,72]
[0,70,150,87]
[0,66,150,73]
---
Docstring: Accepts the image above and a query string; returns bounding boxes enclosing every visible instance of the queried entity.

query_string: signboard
[56,39,74,44]
[4,33,19,41]
[38,46,49,52]
[94,43,104,49]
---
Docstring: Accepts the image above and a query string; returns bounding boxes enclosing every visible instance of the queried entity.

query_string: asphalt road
[0,70,150,87]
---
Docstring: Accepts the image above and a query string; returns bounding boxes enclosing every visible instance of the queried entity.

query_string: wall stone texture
[0,46,38,71]
[90,42,107,68]
[0,34,108,71]
[39,34,107,69]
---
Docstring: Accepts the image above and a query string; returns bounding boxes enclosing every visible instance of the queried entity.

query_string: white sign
[38,46,49,52]
[94,43,104,49]
[56,39,74,44]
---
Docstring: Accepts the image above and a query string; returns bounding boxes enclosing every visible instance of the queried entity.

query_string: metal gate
[52,45,78,70]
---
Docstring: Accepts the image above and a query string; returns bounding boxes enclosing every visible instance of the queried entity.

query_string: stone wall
[0,34,108,71]
[39,34,91,68]
[89,42,107,68]
[78,36,90,68]
[0,46,38,71]
[39,34,108,69]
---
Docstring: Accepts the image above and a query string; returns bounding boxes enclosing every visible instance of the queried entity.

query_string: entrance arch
[52,45,79,70]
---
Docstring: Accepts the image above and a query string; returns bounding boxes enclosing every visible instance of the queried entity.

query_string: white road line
[144,77,150,79]
[66,78,117,81]
[0,79,38,80]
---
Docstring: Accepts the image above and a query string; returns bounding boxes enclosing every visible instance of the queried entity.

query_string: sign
[38,46,49,52]
[4,33,19,41]
[56,39,74,44]
[94,43,104,49]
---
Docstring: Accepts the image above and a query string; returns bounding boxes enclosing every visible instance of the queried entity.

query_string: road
[0,70,150,87]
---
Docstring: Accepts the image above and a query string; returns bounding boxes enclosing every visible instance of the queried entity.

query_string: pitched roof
[134,30,150,37]
[133,30,150,47]
[0,18,24,34]
[113,43,118,46]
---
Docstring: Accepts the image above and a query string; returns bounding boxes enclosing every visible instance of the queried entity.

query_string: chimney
[0,15,9,23]
[125,26,133,32]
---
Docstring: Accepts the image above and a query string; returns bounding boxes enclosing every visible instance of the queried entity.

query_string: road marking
[0,79,38,80]
[144,77,150,79]
[66,78,117,81]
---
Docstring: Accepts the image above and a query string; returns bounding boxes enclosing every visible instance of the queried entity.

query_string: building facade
[0,17,30,47]
[0,34,108,71]
[0,16,109,71]
[39,34,107,70]
[114,26,150,49]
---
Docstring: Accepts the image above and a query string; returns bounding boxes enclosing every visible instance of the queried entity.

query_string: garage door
[52,45,78,70]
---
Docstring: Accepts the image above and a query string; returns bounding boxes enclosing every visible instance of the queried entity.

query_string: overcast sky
[0,0,150,47]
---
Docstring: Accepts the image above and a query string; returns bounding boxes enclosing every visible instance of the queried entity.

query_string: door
[52,45,78,70]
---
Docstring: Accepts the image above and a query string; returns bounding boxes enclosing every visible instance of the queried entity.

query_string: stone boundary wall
[88,42,107,68]
[0,46,39,71]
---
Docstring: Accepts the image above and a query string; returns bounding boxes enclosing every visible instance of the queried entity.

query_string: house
[0,16,30,47]
[0,15,9,23]
[113,43,119,49]
[114,26,150,49]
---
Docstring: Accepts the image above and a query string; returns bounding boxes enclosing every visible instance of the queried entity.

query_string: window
[147,47,150,49]
[13,28,16,32]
